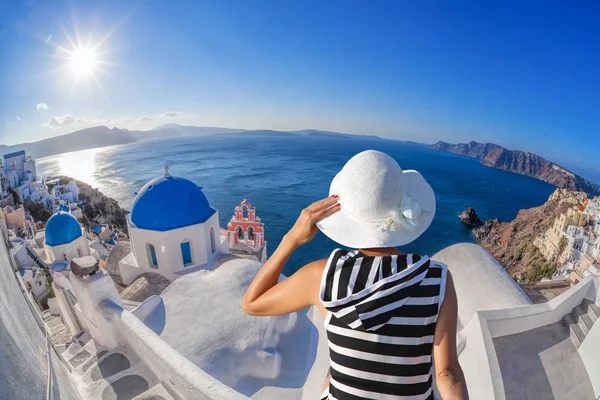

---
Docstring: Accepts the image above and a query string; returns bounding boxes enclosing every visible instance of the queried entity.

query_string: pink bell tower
[227,200,266,255]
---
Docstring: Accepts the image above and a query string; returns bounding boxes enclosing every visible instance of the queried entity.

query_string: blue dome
[130,175,215,231]
[45,212,82,246]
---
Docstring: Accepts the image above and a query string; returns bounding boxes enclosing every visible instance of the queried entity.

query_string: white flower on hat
[382,194,422,232]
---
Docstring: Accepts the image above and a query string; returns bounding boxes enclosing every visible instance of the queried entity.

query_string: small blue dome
[130,175,215,231]
[45,212,82,246]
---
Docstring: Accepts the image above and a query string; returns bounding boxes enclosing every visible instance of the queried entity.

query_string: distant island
[0,124,381,159]
[430,141,600,196]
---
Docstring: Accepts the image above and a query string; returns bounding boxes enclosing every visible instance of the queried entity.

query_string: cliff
[74,178,129,232]
[48,177,129,232]
[0,126,137,159]
[430,141,600,196]
[473,188,588,282]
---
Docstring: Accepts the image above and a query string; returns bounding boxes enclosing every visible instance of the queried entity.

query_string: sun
[68,47,99,76]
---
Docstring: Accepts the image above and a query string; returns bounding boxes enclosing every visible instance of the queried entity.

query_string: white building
[43,211,90,263]
[3,150,27,187]
[564,224,587,264]
[52,180,80,205]
[21,268,49,300]
[116,168,228,285]
[585,197,600,216]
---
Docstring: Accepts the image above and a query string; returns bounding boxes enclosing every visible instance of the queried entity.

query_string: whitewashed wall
[126,212,222,284]
[578,277,600,397]
[44,235,89,263]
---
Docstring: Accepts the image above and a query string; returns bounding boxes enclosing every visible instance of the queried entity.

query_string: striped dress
[318,249,447,400]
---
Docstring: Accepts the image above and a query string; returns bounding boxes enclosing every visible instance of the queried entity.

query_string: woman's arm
[433,271,469,400]
[242,196,340,316]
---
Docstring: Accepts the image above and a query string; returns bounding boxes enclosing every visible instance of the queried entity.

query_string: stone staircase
[562,299,600,348]
[57,331,178,400]
[42,309,72,348]
[25,244,49,270]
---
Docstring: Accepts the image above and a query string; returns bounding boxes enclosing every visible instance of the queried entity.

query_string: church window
[147,243,158,268]
[242,205,249,219]
[237,226,244,240]
[248,226,255,241]
[181,240,193,266]
[210,227,216,254]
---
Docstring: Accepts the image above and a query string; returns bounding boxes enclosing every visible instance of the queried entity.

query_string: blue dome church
[44,211,90,263]
[120,167,226,284]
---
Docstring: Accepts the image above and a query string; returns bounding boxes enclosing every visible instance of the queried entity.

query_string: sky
[0,1,599,182]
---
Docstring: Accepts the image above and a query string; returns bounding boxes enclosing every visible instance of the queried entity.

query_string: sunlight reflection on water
[38,147,108,187]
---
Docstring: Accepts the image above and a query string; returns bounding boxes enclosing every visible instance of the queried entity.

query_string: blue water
[37,135,555,276]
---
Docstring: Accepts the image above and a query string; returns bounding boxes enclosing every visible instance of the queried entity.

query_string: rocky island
[458,207,484,227]
[430,141,600,196]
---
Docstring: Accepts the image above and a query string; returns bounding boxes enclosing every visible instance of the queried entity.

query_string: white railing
[102,299,250,400]
[45,328,54,400]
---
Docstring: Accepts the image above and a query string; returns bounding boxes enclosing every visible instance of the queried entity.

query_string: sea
[37,135,555,276]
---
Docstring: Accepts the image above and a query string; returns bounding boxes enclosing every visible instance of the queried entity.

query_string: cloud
[16,116,20,121]
[137,116,154,123]
[161,111,183,118]
[45,114,76,127]
[36,103,48,111]
[75,116,98,124]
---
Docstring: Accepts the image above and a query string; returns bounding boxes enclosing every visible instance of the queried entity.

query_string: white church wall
[202,212,225,263]
[44,235,90,263]
[162,222,209,271]
[128,214,222,284]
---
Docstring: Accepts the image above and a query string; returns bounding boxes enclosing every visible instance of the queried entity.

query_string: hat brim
[316,170,436,248]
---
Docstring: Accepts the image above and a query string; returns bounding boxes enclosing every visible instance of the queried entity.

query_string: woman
[242,150,468,400]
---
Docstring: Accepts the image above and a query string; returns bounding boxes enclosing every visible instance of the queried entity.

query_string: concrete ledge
[432,243,531,329]
[481,276,596,338]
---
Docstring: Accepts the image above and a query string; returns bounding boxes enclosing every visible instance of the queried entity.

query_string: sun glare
[69,47,98,76]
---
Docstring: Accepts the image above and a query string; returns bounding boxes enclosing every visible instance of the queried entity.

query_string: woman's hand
[285,196,340,247]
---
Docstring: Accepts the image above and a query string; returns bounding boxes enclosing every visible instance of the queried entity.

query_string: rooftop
[147,256,327,399]
[3,149,26,159]
[130,175,215,231]
[45,211,82,246]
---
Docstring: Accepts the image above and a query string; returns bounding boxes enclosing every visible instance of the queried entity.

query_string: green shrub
[513,246,524,261]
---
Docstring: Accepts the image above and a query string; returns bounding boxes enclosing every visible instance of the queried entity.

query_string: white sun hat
[317,150,436,248]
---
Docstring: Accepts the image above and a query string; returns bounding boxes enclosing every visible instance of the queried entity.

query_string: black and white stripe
[319,249,447,400]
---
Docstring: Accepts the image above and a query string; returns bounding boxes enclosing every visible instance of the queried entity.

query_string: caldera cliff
[430,141,600,196]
